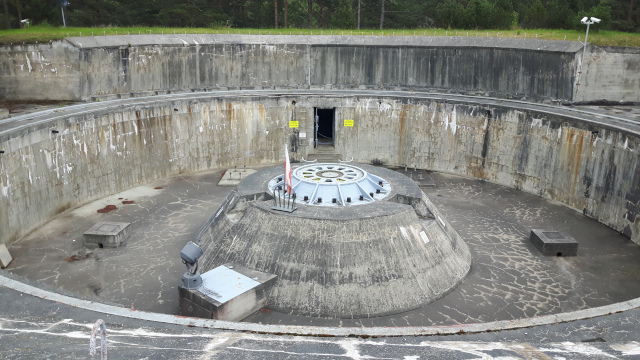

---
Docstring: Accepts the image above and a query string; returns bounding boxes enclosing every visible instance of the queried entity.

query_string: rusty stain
[136,117,143,143]
[154,186,163,190]
[398,106,407,165]
[122,200,134,204]
[63,253,91,262]
[97,205,117,213]
[54,202,72,215]
[226,102,236,123]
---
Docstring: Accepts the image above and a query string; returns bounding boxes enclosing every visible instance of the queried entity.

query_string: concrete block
[179,263,277,321]
[83,222,131,248]
[530,229,578,256]
[218,168,257,186]
[0,108,9,120]
[0,244,12,268]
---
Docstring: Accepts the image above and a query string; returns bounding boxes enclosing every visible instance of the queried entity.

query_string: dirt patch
[87,283,102,296]
[154,187,163,190]
[97,205,117,213]
[122,200,134,204]
[63,253,92,262]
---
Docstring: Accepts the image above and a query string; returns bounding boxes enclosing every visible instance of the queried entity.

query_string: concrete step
[314,145,337,153]
[307,153,342,162]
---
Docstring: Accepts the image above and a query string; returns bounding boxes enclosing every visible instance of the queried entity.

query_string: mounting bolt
[378,181,383,185]
[332,198,337,203]
[278,177,283,182]
[51,130,59,134]
[359,195,364,201]
[346,197,351,203]
[376,189,381,194]
[317,197,322,203]
[369,192,374,197]
[304,195,309,201]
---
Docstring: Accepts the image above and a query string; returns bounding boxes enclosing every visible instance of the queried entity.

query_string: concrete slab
[391,167,437,188]
[83,222,131,248]
[218,168,257,186]
[530,229,578,256]
[0,244,12,267]
[179,264,277,321]
[200,266,261,304]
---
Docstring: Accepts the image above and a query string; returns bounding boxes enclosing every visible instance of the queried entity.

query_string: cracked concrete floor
[6,168,640,327]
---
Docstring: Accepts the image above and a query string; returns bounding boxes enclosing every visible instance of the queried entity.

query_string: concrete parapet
[1,90,640,252]
[0,35,598,102]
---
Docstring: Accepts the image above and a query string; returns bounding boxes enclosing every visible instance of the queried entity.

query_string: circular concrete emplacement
[198,164,472,318]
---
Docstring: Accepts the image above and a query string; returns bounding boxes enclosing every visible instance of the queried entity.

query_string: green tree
[464,0,494,29]
[575,0,612,30]
[491,0,514,28]
[330,0,356,28]
[522,0,546,28]
[546,0,576,28]
[436,0,465,28]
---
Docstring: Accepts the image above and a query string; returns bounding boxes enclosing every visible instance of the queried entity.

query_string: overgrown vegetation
[1,24,639,47]
[2,0,639,33]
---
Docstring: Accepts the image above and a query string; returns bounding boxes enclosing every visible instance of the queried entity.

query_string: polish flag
[284,144,292,194]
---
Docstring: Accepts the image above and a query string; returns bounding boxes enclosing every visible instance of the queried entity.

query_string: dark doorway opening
[315,108,335,147]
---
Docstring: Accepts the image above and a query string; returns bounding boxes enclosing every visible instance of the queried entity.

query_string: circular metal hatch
[268,163,392,206]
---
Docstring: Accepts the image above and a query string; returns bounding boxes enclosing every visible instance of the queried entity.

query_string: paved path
[3,282,640,359]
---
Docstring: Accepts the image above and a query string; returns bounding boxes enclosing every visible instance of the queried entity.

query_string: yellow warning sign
[344,119,354,127]
[289,121,299,128]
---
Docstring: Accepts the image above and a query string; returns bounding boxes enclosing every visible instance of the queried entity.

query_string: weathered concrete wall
[0,41,84,100]
[0,96,295,245]
[574,45,640,103]
[0,35,586,101]
[312,45,576,100]
[1,93,639,249]
[334,97,640,242]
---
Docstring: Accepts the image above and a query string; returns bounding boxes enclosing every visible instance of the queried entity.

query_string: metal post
[581,22,590,65]
[314,108,319,148]
[60,5,66,27]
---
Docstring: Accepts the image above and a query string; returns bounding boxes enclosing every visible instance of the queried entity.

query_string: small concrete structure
[530,229,578,256]
[0,244,12,267]
[0,108,9,120]
[218,168,257,186]
[179,263,277,321]
[83,222,131,248]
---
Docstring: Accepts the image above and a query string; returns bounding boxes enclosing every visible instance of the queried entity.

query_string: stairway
[307,145,342,163]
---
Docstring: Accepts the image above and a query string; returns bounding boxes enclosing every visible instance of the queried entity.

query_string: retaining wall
[0,35,591,102]
[1,92,639,249]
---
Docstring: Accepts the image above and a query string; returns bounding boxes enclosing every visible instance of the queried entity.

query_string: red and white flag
[284,144,292,194]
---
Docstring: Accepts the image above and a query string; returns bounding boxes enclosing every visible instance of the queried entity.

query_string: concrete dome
[198,164,472,318]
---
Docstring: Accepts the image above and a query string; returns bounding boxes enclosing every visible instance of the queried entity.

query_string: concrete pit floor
[6,167,640,327]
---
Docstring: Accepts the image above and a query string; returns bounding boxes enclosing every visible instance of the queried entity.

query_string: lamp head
[180,242,203,290]
[581,17,589,24]
[590,17,601,23]
[180,241,202,266]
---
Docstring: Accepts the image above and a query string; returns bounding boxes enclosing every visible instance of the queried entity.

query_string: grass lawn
[1,25,638,47]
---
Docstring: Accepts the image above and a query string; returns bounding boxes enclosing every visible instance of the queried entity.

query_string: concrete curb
[2,273,639,337]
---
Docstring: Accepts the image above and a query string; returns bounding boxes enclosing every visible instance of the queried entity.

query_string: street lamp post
[58,0,69,28]
[580,16,601,64]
